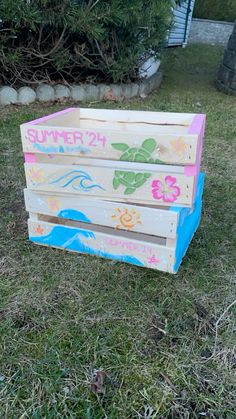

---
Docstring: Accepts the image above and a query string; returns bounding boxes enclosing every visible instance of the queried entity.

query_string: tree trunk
[216,21,236,95]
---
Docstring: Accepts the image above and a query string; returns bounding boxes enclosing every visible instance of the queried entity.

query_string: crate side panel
[173,173,205,272]
[24,162,195,207]
[24,190,179,238]
[21,124,198,165]
[174,201,202,273]
[79,108,196,126]
[28,219,175,273]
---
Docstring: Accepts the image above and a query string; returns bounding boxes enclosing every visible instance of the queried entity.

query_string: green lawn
[0,45,236,418]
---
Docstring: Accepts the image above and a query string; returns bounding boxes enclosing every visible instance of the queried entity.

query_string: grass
[0,44,236,418]
[193,0,236,22]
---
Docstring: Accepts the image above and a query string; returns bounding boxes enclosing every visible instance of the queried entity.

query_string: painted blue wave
[30,225,144,267]
[33,143,91,154]
[57,209,91,223]
[173,173,205,272]
[49,170,105,192]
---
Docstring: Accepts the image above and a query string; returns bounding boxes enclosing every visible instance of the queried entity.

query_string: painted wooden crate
[25,173,204,274]
[21,108,205,208]
[20,108,206,273]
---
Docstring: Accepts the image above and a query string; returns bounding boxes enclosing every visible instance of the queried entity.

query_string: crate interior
[37,108,196,135]
[34,213,168,246]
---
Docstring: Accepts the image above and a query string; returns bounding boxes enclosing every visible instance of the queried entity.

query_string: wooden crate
[26,173,204,274]
[21,108,205,208]
[21,108,206,273]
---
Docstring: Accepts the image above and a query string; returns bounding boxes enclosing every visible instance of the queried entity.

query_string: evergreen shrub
[0,0,180,85]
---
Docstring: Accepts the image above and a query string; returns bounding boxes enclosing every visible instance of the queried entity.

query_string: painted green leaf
[129,147,138,153]
[113,177,120,189]
[120,152,130,161]
[135,173,144,182]
[124,187,136,195]
[135,153,147,162]
[135,179,147,188]
[142,138,156,153]
[155,158,165,164]
[111,143,129,151]
[144,173,152,179]
[124,172,135,182]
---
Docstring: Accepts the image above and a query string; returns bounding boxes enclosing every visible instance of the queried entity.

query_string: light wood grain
[24,189,180,238]
[24,162,195,207]
[20,108,204,165]
[28,218,176,273]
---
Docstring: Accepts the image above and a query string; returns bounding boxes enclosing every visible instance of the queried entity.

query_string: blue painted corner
[173,202,202,272]
[30,225,144,267]
[173,173,205,272]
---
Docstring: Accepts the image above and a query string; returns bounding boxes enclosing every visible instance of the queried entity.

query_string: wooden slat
[24,189,180,238]
[24,161,195,207]
[21,124,198,165]
[28,219,176,273]
[25,154,186,173]
[31,108,197,127]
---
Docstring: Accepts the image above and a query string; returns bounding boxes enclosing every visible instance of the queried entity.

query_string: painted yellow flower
[171,137,187,156]
[46,196,61,212]
[111,207,142,230]
[29,167,45,183]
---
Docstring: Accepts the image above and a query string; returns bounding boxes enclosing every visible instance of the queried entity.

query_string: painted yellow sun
[29,167,45,183]
[171,137,187,156]
[46,196,61,212]
[111,207,142,230]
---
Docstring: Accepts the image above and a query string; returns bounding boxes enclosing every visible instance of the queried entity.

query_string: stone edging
[0,70,162,106]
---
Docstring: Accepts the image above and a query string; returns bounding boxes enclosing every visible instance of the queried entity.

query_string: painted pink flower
[152,176,180,203]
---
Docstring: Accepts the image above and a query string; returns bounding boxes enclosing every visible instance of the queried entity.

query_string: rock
[0,86,18,105]
[140,93,148,99]
[85,84,100,101]
[148,71,162,93]
[18,87,36,105]
[138,70,162,97]
[108,84,124,101]
[139,79,150,96]
[130,83,139,98]
[122,84,133,99]
[99,84,111,101]
[36,84,55,102]
[71,85,86,101]
[54,84,71,100]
